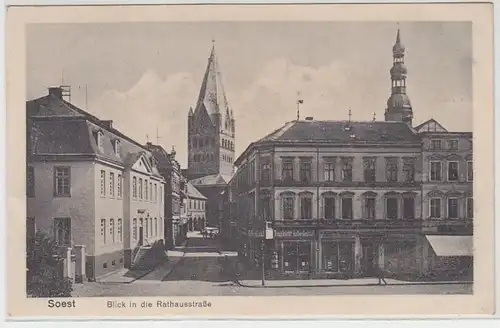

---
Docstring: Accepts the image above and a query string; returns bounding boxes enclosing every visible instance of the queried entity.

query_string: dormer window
[94,130,104,152]
[113,139,121,155]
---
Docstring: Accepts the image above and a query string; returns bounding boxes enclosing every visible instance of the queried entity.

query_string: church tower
[187,41,236,180]
[384,29,413,125]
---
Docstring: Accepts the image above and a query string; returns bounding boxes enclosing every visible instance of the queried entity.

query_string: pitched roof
[27,91,163,179]
[189,173,233,187]
[194,43,230,125]
[186,182,207,200]
[258,120,420,144]
[414,118,448,133]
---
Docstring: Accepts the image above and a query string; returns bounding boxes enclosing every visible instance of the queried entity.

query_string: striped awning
[426,235,473,257]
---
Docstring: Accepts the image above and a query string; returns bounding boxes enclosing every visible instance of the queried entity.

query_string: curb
[235,280,474,288]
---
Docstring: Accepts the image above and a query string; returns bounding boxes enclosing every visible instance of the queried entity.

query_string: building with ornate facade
[225,30,473,280]
[27,87,166,280]
[185,42,236,228]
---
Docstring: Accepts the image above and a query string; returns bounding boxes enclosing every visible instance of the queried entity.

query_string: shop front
[275,228,317,277]
[319,231,357,278]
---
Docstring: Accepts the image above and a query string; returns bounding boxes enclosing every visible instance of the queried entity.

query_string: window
[386,162,398,182]
[54,166,71,197]
[150,182,153,201]
[27,166,35,197]
[189,200,192,209]
[54,218,71,245]
[386,198,398,219]
[96,131,104,151]
[145,218,149,238]
[133,177,137,198]
[430,161,442,181]
[154,218,158,236]
[283,196,294,219]
[341,197,353,219]
[117,219,122,242]
[154,184,158,202]
[117,174,122,197]
[403,197,415,219]
[160,186,163,203]
[283,242,311,273]
[467,161,473,181]
[132,219,137,240]
[447,139,458,150]
[114,140,120,155]
[341,161,352,182]
[323,161,335,181]
[431,139,442,150]
[100,219,106,243]
[149,218,153,236]
[447,162,459,181]
[403,162,415,182]
[282,161,294,181]
[109,218,115,243]
[100,170,106,196]
[109,172,115,197]
[324,196,335,219]
[467,198,473,219]
[364,197,376,219]
[300,196,313,219]
[261,163,270,182]
[139,179,143,199]
[430,198,442,218]
[363,158,376,182]
[322,241,353,273]
[447,198,458,219]
[145,180,148,201]
[299,160,312,183]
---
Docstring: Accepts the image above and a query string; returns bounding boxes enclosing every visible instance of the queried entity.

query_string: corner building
[230,29,472,279]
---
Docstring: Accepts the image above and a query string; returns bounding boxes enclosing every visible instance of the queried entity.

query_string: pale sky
[27,22,472,168]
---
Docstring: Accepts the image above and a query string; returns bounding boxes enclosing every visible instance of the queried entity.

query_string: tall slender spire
[385,28,413,125]
[194,40,230,126]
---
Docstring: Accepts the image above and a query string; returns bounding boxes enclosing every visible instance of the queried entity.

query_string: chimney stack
[48,87,63,99]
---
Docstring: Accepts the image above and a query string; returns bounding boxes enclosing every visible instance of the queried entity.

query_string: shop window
[283,242,311,273]
[322,241,353,273]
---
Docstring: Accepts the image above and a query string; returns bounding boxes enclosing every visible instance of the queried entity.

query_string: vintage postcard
[5,2,495,318]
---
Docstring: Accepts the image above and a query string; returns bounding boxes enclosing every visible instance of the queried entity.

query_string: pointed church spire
[194,40,230,126]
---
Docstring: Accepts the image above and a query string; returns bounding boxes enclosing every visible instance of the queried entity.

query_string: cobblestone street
[72,232,473,297]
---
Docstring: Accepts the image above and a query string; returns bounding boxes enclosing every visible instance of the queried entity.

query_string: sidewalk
[96,267,152,284]
[237,278,473,288]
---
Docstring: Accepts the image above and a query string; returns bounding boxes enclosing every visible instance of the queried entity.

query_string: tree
[26,231,73,297]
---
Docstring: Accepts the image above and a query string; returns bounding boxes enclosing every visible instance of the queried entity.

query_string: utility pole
[261,238,265,287]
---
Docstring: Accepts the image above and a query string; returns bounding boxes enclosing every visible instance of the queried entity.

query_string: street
[72,232,473,297]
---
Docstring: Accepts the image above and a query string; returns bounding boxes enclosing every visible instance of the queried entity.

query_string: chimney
[102,120,113,128]
[146,142,153,148]
[305,116,314,121]
[48,87,63,99]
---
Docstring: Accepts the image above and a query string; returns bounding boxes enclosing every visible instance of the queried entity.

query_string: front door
[138,227,144,246]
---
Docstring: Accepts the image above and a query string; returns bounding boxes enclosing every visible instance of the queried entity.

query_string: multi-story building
[186,182,207,231]
[26,87,165,280]
[185,42,235,228]
[146,143,188,248]
[228,29,473,280]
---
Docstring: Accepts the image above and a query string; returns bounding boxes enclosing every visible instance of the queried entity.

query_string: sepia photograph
[5,2,495,318]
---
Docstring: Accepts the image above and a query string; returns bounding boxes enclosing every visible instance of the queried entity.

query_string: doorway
[138,227,144,246]
[362,244,376,276]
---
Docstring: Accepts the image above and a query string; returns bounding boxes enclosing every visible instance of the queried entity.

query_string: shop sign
[246,229,264,237]
[275,229,315,238]
[320,231,355,239]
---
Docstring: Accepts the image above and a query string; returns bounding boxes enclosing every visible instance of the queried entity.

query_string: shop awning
[426,235,473,257]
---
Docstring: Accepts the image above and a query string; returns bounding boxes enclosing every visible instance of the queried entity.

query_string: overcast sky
[27,21,472,168]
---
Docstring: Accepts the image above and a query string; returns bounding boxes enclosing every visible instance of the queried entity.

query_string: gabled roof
[194,43,231,125]
[189,173,233,187]
[414,118,448,133]
[186,182,207,200]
